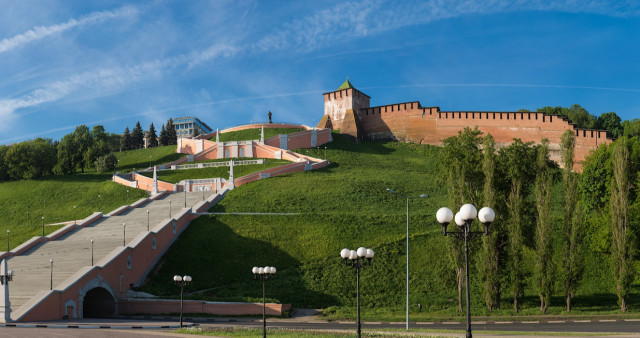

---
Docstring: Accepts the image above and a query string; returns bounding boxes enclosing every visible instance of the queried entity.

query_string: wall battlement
[320,81,613,171]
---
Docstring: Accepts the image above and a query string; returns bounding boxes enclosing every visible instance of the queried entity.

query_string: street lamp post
[386,188,428,330]
[122,223,126,246]
[173,275,192,328]
[41,216,45,237]
[184,187,187,207]
[97,194,101,212]
[73,205,77,225]
[50,258,54,290]
[6,230,9,252]
[169,199,172,218]
[126,189,130,204]
[91,239,94,266]
[340,247,374,338]
[146,210,150,231]
[436,204,495,338]
[252,266,276,338]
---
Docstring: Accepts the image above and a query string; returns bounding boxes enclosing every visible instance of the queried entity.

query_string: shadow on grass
[140,215,338,307]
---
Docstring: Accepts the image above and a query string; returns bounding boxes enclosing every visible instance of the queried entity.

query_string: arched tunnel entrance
[82,287,116,318]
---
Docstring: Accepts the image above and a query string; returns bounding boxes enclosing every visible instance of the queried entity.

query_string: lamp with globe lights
[173,274,192,328]
[339,247,374,338]
[252,266,276,338]
[436,204,495,338]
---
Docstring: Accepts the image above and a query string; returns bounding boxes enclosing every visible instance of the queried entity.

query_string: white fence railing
[172,159,264,170]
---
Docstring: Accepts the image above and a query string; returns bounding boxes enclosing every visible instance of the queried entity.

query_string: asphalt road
[201,317,640,335]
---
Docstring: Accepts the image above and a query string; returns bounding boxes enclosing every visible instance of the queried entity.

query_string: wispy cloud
[0,5,138,55]
[254,0,640,53]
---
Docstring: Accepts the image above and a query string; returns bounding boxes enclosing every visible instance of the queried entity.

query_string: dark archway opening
[83,287,116,318]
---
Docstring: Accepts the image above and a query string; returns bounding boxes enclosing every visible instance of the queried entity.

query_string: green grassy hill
[141,133,631,320]
[0,146,180,249]
[217,128,304,142]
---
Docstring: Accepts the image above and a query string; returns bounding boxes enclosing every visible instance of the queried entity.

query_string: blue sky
[0,0,639,144]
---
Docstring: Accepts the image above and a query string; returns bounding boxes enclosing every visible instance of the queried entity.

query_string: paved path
[7,192,210,313]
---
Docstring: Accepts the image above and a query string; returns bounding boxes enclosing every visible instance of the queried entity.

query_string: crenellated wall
[323,86,613,171]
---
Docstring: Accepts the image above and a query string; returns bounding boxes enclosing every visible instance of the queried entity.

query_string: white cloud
[0,5,138,55]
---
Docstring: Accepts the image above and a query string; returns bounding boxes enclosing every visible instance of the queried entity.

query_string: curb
[0,323,190,329]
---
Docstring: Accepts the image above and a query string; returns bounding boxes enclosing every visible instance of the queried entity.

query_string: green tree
[131,121,144,149]
[120,127,132,151]
[579,144,611,210]
[159,123,169,146]
[610,137,635,312]
[537,104,596,129]
[534,139,553,313]
[479,134,501,312]
[0,145,10,181]
[84,125,110,170]
[560,130,584,312]
[94,153,118,172]
[622,119,640,137]
[72,125,93,173]
[4,138,56,179]
[496,139,538,313]
[596,112,623,138]
[148,123,158,147]
[166,119,177,145]
[55,133,77,175]
[439,127,484,313]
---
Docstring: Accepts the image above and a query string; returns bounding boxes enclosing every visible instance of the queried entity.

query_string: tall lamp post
[436,204,495,338]
[173,275,192,328]
[386,188,428,330]
[252,266,276,338]
[50,258,54,290]
[340,247,374,338]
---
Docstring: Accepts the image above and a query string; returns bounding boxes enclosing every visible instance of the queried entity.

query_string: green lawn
[141,132,639,321]
[137,160,290,183]
[114,145,184,172]
[217,128,305,142]
[0,146,181,249]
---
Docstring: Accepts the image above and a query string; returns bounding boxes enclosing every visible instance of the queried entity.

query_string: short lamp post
[436,204,495,338]
[173,275,192,328]
[386,188,428,330]
[6,230,9,252]
[146,210,150,231]
[126,189,130,204]
[49,258,54,290]
[97,194,101,213]
[91,239,94,266]
[169,199,172,218]
[41,216,45,237]
[252,266,276,338]
[184,188,187,207]
[340,247,374,338]
[122,223,126,246]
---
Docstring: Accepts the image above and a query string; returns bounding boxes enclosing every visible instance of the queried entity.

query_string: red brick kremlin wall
[322,87,613,171]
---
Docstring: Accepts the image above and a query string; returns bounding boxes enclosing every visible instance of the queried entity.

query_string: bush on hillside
[94,153,118,173]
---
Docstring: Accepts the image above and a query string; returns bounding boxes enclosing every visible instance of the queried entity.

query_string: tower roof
[337,77,355,91]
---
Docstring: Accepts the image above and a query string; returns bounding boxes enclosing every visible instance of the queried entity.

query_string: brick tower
[318,78,370,140]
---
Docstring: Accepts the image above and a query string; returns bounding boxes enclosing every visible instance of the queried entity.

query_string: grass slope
[0,146,181,250]
[138,160,290,183]
[142,133,638,320]
[217,128,304,142]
